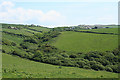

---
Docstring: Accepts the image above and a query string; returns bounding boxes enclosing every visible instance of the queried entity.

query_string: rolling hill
[51,31,118,53]
[2,24,119,78]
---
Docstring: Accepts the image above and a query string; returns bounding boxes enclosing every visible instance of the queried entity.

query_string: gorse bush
[105,67,113,72]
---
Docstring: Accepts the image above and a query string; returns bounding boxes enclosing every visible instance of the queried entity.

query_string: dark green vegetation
[2,53,118,78]
[2,23,120,78]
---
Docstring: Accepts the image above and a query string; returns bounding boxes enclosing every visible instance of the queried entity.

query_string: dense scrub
[3,53,118,78]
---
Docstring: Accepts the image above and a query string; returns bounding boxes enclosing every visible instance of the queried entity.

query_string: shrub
[91,64,105,71]
[24,37,37,44]
[95,58,110,66]
[83,65,91,69]
[109,65,119,73]
[2,39,11,45]
[105,67,113,72]
[89,61,97,65]
[77,61,86,68]
[69,54,77,58]
[112,49,120,56]
[11,42,16,46]
[33,50,43,58]
[61,53,69,58]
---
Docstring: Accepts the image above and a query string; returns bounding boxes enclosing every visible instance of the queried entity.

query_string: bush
[2,39,11,46]
[33,50,43,58]
[95,58,110,66]
[11,42,16,46]
[89,61,97,65]
[24,37,37,44]
[77,61,86,68]
[69,54,77,58]
[84,51,101,61]
[112,49,120,56]
[61,53,69,58]
[108,65,119,73]
[83,65,91,69]
[91,64,105,71]
[105,67,113,72]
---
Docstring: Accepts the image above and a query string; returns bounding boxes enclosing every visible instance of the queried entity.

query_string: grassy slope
[2,53,118,78]
[29,27,50,32]
[3,28,34,36]
[2,33,24,45]
[51,31,118,53]
[79,28,118,34]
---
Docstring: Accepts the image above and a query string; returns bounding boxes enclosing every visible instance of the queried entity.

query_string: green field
[29,27,51,32]
[79,28,118,34]
[2,53,118,78]
[2,24,119,78]
[2,33,24,45]
[51,31,118,53]
[3,28,34,36]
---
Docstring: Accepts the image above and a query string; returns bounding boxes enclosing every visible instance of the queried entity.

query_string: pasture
[51,31,118,53]
[28,27,51,32]
[79,28,118,34]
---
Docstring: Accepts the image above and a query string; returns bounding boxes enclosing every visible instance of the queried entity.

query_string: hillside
[51,31,118,53]
[79,28,118,34]
[2,53,118,78]
[2,24,120,78]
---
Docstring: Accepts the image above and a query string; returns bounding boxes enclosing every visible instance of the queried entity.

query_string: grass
[79,28,118,34]
[3,28,34,36]
[29,27,51,32]
[24,29,40,34]
[51,31,118,53]
[2,33,24,45]
[2,53,118,78]
[2,45,26,54]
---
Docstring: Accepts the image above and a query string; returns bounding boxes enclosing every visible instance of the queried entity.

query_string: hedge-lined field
[51,31,118,53]
[79,28,118,34]
[3,28,34,36]
[2,24,119,78]
[29,27,51,32]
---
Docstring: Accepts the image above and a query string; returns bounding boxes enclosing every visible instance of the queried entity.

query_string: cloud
[0,1,66,26]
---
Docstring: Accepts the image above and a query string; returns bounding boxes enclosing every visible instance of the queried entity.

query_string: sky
[0,0,118,27]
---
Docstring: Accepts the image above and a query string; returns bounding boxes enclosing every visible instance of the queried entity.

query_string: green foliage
[2,24,120,78]
[91,64,105,71]
[69,54,77,58]
[3,53,118,78]
[105,67,113,72]
[107,65,119,73]
[24,37,38,44]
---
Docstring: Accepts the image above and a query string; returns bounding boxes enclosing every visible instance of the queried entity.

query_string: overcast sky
[0,0,118,27]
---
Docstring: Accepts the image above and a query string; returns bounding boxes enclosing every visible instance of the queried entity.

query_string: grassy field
[2,24,119,78]
[29,27,51,32]
[79,28,118,34]
[3,28,34,36]
[2,33,24,45]
[2,53,118,78]
[51,31,118,53]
